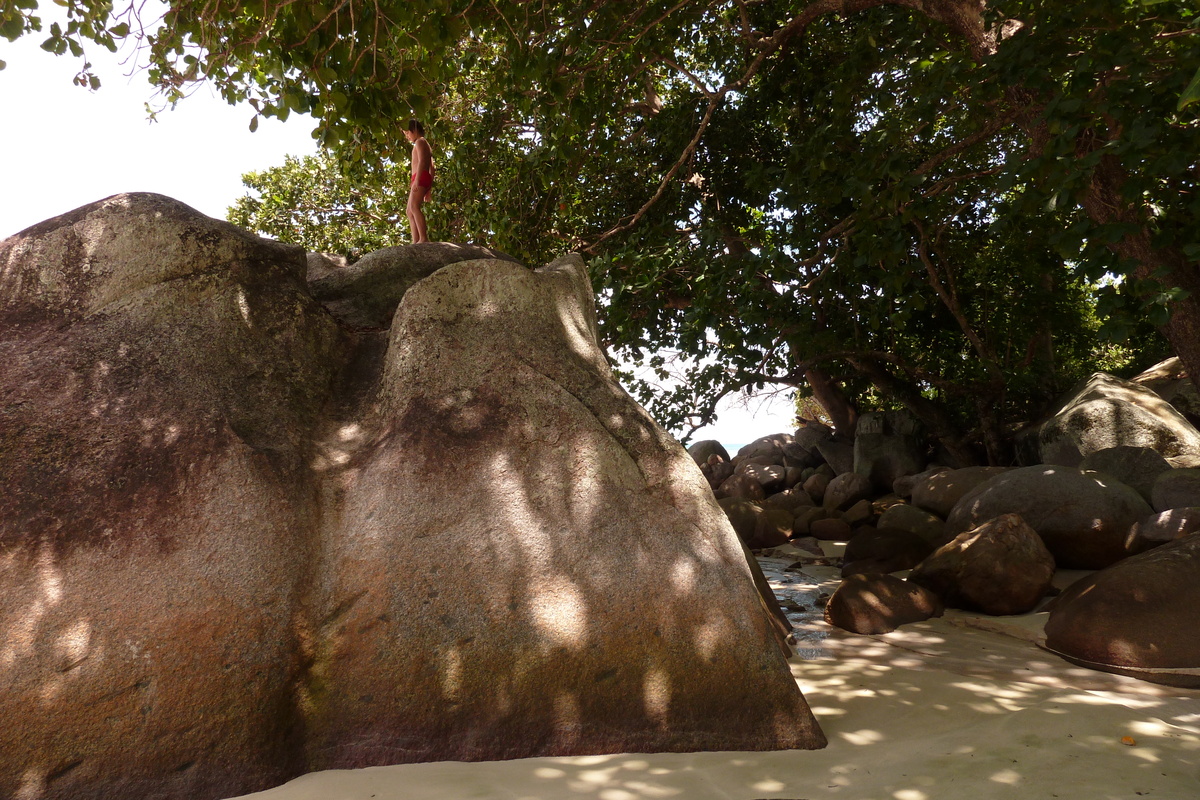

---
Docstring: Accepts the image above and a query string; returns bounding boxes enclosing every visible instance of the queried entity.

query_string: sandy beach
[230,546,1200,800]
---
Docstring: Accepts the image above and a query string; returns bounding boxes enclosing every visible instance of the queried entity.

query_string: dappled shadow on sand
[233,613,1200,800]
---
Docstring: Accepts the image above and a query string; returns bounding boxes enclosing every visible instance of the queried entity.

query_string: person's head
[405,119,425,141]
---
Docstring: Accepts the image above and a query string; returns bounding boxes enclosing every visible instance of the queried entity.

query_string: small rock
[810,517,853,541]
[842,498,874,527]
[688,439,731,466]
[843,528,933,571]
[793,506,829,535]
[803,473,830,504]
[738,461,788,492]
[717,472,767,501]
[824,573,944,635]
[823,472,872,511]
[763,488,814,513]
[754,508,794,548]
[1151,469,1200,512]
[877,503,946,544]
[1127,508,1200,554]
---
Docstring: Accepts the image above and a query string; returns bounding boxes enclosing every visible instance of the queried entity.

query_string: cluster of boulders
[691,366,1200,687]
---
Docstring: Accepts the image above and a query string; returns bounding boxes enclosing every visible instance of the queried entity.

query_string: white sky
[0,20,795,446]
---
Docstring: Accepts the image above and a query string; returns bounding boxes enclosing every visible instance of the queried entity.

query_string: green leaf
[248,115,259,133]
[1178,66,1200,111]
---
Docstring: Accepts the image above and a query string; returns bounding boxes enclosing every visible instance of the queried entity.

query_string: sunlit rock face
[1037,372,1200,466]
[0,194,824,800]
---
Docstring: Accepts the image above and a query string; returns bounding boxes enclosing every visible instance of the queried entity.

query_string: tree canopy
[6,0,1196,461]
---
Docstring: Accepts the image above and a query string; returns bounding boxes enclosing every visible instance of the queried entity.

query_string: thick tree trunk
[802,366,859,437]
[1082,155,1200,387]
[846,356,981,466]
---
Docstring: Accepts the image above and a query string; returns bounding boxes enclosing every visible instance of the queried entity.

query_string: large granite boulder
[1131,356,1200,426]
[1078,446,1171,504]
[1037,372,1200,466]
[1044,534,1200,687]
[908,514,1055,615]
[852,410,926,493]
[911,466,1007,518]
[944,465,1151,569]
[0,195,825,800]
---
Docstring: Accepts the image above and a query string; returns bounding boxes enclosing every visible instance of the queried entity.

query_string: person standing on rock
[405,119,435,243]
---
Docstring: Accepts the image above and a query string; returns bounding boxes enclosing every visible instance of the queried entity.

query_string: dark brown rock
[912,466,1008,518]
[738,461,787,493]
[909,513,1055,615]
[944,465,1151,569]
[823,472,872,511]
[762,487,814,513]
[792,506,829,535]
[688,439,731,465]
[755,508,794,548]
[717,472,767,501]
[1127,508,1200,554]
[824,573,944,635]
[1078,446,1171,503]
[877,503,945,544]
[803,472,830,504]
[843,528,933,572]
[810,517,853,541]
[1044,533,1200,687]
[1151,468,1200,512]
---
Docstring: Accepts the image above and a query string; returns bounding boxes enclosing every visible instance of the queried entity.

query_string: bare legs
[407,181,429,243]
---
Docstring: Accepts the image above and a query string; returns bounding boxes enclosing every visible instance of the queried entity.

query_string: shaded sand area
[231,546,1200,800]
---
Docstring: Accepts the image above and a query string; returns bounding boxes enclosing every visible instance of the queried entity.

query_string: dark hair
[407,119,425,136]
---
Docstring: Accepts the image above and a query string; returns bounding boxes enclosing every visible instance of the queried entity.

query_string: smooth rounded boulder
[908,514,1055,615]
[823,472,872,511]
[911,466,1007,518]
[1150,468,1200,512]
[688,439,731,466]
[1037,372,1200,466]
[1127,508,1200,554]
[824,573,944,635]
[945,465,1151,569]
[1044,534,1200,687]
[1078,446,1171,503]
